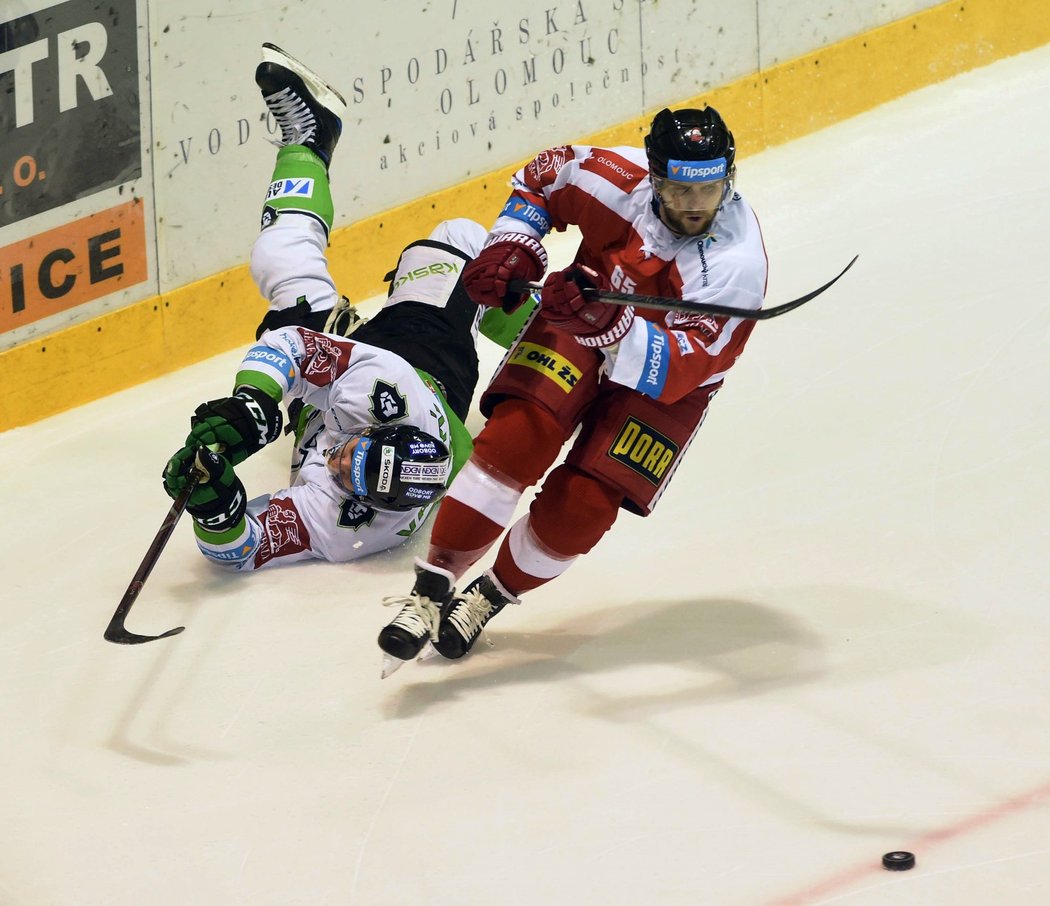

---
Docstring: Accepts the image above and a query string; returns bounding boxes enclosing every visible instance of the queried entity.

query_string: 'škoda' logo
[608,417,679,485]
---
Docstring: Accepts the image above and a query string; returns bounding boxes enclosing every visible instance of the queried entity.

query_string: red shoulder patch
[671,312,722,339]
[254,497,312,567]
[580,149,647,194]
[296,328,356,387]
[523,146,573,191]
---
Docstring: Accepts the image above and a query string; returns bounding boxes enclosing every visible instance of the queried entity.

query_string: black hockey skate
[434,571,517,659]
[378,561,455,676]
[255,42,347,168]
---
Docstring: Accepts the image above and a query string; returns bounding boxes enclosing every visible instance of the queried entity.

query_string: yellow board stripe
[2,0,1048,431]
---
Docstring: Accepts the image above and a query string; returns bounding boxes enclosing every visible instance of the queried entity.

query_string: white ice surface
[2,45,1050,906]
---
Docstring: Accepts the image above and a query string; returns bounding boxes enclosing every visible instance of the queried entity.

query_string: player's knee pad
[472,399,568,488]
[529,464,622,557]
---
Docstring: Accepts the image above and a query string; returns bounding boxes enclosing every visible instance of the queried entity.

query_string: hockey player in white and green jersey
[161,43,533,571]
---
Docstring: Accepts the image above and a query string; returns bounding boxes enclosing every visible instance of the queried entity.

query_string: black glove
[540,264,635,347]
[162,446,247,533]
[186,386,282,465]
[461,232,548,313]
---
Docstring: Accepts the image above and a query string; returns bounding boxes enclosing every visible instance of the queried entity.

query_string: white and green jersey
[192,213,532,571]
[195,326,470,570]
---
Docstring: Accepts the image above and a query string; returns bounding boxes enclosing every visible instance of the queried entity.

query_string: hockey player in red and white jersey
[162,44,531,571]
[378,106,768,673]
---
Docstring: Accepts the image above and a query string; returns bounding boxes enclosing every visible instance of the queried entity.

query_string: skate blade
[380,654,409,679]
[260,42,348,113]
[417,642,441,663]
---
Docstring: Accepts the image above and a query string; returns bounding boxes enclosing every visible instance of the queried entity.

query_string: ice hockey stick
[509,254,858,320]
[104,472,200,645]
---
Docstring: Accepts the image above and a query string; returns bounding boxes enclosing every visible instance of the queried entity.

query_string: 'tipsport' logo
[501,199,550,233]
[667,158,727,183]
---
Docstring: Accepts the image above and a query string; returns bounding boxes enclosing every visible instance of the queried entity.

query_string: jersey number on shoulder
[610,265,636,294]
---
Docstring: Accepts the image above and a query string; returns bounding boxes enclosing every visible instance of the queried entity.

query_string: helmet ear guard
[325,424,452,512]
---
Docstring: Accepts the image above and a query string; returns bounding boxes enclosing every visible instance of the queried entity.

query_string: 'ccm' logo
[608,417,679,485]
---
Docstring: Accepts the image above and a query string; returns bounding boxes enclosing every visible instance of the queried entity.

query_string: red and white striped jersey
[491,144,768,404]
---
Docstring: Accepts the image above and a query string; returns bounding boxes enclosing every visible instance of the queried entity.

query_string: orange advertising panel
[0,199,148,333]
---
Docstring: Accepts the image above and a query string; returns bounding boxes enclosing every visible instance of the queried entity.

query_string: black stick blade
[104,474,199,646]
[104,578,187,644]
[104,624,186,645]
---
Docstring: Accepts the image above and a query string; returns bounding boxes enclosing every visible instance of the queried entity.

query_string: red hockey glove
[540,265,636,348]
[462,232,548,313]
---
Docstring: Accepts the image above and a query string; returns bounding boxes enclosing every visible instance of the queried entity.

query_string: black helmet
[325,424,452,512]
[644,107,736,180]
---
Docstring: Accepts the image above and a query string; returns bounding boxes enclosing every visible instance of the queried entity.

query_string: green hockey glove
[186,386,282,465]
[163,446,246,533]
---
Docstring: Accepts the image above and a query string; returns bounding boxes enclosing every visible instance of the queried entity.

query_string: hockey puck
[882,851,915,871]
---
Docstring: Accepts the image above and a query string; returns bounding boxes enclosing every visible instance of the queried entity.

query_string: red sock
[427,497,504,577]
[493,465,621,595]
[426,399,569,579]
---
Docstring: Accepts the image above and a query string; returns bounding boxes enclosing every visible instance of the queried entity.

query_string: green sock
[262,145,333,235]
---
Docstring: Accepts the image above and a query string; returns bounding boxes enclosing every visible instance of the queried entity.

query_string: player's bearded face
[653,176,726,236]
